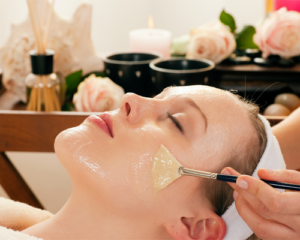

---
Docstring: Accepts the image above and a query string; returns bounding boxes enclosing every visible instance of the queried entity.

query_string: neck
[23,188,170,240]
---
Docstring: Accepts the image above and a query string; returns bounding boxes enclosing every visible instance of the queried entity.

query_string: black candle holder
[103,52,162,97]
[150,58,215,94]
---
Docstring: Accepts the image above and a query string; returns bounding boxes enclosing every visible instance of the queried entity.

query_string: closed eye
[166,111,184,134]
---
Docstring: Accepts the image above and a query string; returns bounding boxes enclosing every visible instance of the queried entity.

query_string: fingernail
[264,168,274,174]
[221,169,230,175]
[237,179,248,190]
[233,190,239,200]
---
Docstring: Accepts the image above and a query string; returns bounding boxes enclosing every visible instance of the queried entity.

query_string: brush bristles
[151,145,182,193]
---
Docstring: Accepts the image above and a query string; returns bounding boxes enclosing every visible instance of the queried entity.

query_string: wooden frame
[0,110,286,209]
[0,111,90,209]
[0,111,90,152]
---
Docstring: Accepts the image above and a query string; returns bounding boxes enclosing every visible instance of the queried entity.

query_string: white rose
[254,7,300,58]
[73,74,124,112]
[171,35,190,56]
[186,20,236,64]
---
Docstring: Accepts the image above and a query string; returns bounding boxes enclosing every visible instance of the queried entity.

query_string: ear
[164,214,226,240]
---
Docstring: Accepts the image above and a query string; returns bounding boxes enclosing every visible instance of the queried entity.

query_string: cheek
[126,153,153,200]
[54,124,112,180]
[54,125,89,164]
[119,122,162,199]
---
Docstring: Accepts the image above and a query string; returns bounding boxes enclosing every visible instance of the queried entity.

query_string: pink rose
[73,74,124,112]
[186,20,236,64]
[254,7,300,58]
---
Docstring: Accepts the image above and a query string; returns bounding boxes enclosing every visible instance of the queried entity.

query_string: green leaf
[82,71,106,80]
[65,70,83,96]
[220,10,237,33]
[93,72,106,78]
[61,102,75,111]
[236,25,259,49]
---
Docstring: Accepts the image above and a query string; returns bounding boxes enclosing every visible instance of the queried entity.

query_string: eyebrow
[183,97,208,131]
[161,87,208,130]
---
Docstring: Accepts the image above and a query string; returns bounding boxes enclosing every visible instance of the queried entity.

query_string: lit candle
[129,16,172,58]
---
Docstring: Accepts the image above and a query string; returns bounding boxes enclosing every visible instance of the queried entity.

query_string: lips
[99,113,113,137]
[87,114,113,138]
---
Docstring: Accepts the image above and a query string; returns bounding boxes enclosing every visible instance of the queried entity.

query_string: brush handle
[216,174,300,191]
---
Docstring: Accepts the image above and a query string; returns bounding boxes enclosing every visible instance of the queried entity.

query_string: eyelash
[166,111,184,134]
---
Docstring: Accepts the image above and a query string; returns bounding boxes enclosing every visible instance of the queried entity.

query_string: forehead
[159,86,239,107]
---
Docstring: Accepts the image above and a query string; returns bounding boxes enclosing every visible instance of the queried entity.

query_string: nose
[120,93,152,123]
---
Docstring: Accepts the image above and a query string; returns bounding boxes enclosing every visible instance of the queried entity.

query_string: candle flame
[148,15,154,29]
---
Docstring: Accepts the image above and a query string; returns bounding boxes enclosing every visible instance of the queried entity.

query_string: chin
[54,124,91,166]
[54,120,118,182]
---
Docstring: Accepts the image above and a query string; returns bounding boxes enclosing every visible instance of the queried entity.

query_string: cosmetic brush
[179,167,300,191]
[152,145,300,193]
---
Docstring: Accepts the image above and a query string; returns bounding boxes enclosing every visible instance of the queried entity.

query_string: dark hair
[203,95,267,240]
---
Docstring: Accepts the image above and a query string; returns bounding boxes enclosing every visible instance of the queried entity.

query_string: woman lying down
[0,85,286,240]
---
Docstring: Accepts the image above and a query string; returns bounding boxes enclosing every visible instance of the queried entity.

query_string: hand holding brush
[222,167,300,239]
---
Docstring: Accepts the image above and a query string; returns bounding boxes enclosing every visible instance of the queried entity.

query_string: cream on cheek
[57,111,189,202]
[125,122,161,199]
[72,139,106,178]
[57,117,162,201]
[55,124,113,181]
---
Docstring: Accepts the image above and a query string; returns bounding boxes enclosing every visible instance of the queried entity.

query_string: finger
[236,175,300,215]
[234,191,299,240]
[222,167,241,176]
[236,187,300,230]
[258,168,300,185]
[221,167,241,190]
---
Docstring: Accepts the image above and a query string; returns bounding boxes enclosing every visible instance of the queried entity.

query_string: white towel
[0,197,52,240]
[0,226,42,240]
[0,198,52,231]
[222,115,286,240]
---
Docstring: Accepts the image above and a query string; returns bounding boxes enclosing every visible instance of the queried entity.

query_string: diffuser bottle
[25,49,63,112]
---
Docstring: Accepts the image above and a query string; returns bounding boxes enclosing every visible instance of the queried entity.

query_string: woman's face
[55,86,254,220]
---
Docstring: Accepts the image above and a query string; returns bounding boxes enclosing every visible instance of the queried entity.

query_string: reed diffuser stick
[26,89,33,111]
[44,0,55,47]
[27,0,43,53]
[33,87,38,110]
[32,0,45,54]
[37,82,42,111]
[26,0,60,112]
[52,87,60,110]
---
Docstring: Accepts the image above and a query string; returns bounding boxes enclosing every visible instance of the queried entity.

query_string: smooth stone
[245,49,261,59]
[253,57,274,67]
[233,49,246,56]
[229,55,252,65]
[263,104,291,116]
[277,58,295,68]
[267,55,281,62]
[292,56,300,63]
[275,93,300,111]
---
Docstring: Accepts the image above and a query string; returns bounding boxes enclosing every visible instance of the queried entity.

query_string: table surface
[216,63,300,73]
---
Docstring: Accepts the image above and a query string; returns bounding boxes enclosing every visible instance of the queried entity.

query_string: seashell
[0,1,103,108]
